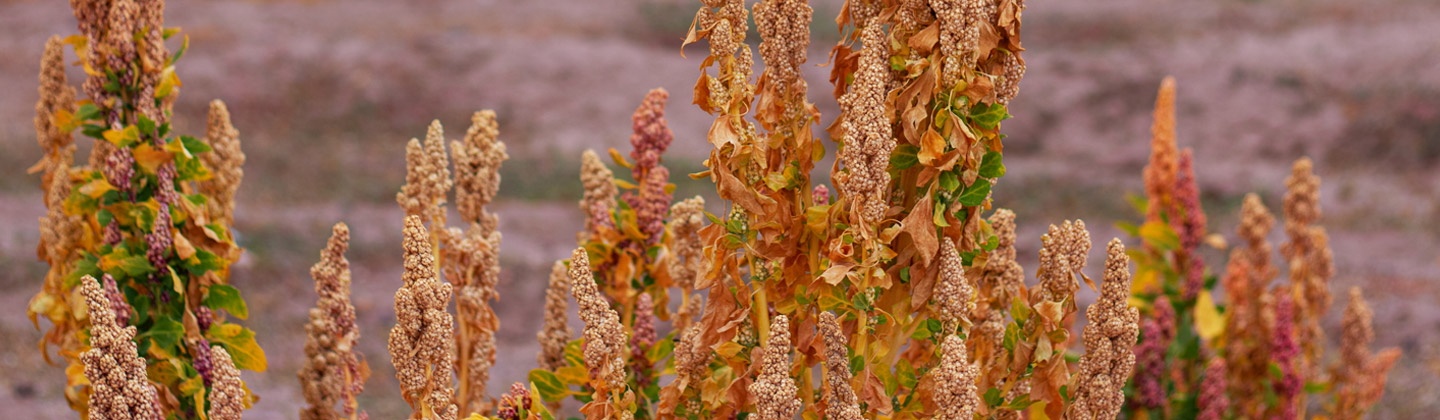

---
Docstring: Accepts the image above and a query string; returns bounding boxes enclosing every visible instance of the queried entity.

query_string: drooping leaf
[204,285,248,320]
[207,323,267,372]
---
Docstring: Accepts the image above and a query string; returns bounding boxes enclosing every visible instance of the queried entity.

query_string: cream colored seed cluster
[300,223,364,420]
[538,261,572,371]
[838,22,894,222]
[208,346,246,420]
[932,335,979,420]
[668,196,706,293]
[995,53,1026,104]
[388,216,458,420]
[79,275,163,420]
[1281,157,1332,371]
[397,121,453,228]
[1069,239,1140,420]
[931,0,981,86]
[39,163,84,267]
[34,36,78,181]
[936,238,975,332]
[748,315,801,420]
[568,248,627,394]
[673,325,710,386]
[1036,220,1090,303]
[452,110,508,229]
[754,0,812,92]
[1142,78,1178,223]
[199,100,246,226]
[818,312,863,420]
[1237,193,1277,281]
[1338,288,1373,382]
[579,149,618,240]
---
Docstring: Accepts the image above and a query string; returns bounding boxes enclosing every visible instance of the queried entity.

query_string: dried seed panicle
[749,315,801,420]
[1036,220,1090,304]
[754,0,813,91]
[936,238,976,332]
[1238,193,1276,282]
[579,149,618,239]
[397,121,453,229]
[630,88,674,173]
[569,248,627,394]
[388,216,458,420]
[1069,239,1140,420]
[933,334,980,420]
[452,110,508,229]
[838,22,895,222]
[633,166,673,245]
[538,261,572,371]
[818,312,863,420]
[79,275,163,420]
[200,100,246,226]
[300,223,366,420]
[1143,77,1178,223]
[35,35,78,184]
[208,346,246,420]
[668,196,706,292]
[1197,359,1229,420]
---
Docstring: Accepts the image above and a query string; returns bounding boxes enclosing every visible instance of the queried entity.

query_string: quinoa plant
[27,0,263,418]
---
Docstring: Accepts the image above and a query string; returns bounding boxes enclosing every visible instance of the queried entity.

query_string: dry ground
[1,0,1437,418]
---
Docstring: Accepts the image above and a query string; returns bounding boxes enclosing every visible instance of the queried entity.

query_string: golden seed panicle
[933,334,980,420]
[388,216,458,420]
[569,248,627,394]
[208,346,246,420]
[80,275,163,420]
[1143,77,1178,223]
[199,99,246,226]
[819,312,863,420]
[538,260,573,371]
[300,223,366,420]
[453,110,508,228]
[748,315,801,420]
[1068,239,1140,420]
[838,22,894,222]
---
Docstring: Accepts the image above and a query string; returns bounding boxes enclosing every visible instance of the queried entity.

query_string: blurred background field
[1,0,1437,418]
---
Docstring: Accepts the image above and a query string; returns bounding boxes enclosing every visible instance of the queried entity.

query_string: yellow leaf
[1194,290,1225,341]
[132,143,173,173]
[607,147,632,169]
[77,178,115,199]
[714,341,744,359]
[917,128,946,166]
[1131,269,1159,294]
[173,231,196,260]
[1028,401,1049,420]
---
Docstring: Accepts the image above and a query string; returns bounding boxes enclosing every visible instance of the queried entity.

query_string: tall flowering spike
[995,52,1027,104]
[388,216,458,420]
[630,293,658,386]
[101,274,132,327]
[668,196,706,293]
[1237,193,1277,282]
[579,149,618,239]
[932,335,980,420]
[749,315,801,420]
[931,0,982,86]
[300,223,367,420]
[1338,288,1374,383]
[569,248,627,394]
[838,22,894,222]
[630,88,674,174]
[936,238,976,332]
[1069,239,1140,420]
[1174,148,1206,299]
[818,312,862,420]
[1197,359,1230,420]
[79,275,163,420]
[200,99,246,226]
[396,121,453,231]
[754,0,812,92]
[34,35,78,187]
[1270,288,1302,420]
[452,110,508,228]
[673,325,709,386]
[1281,157,1331,372]
[538,261,572,371]
[1134,296,1174,409]
[208,346,246,420]
[634,166,673,244]
[1036,220,1091,304]
[1143,77,1178,223]
[38,163,85,267]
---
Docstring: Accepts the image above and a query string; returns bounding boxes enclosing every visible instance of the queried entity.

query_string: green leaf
[646,337,675,363]
[938,171,960,192]
[890,144,919,170]
[978,151,1006,178]
[984,387,1004,407]
[529,369,570,403]
[204,285,249,320]
[207,323,267,372]
[969,102,1011,129]
[957,179,992,207]
[179,135,211,154]
[141,316,184,354]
